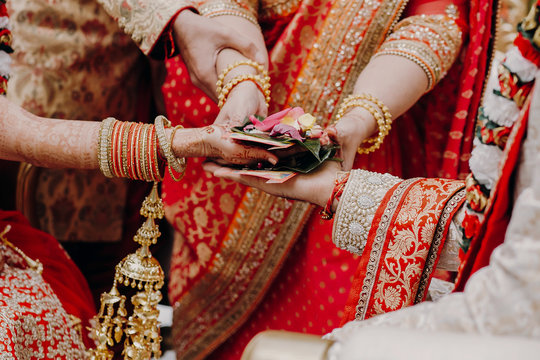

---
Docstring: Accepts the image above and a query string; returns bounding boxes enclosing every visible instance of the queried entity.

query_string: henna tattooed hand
[203,125,277,165]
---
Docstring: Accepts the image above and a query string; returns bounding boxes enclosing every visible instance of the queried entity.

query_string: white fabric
[0,51,12,78]
[468,139,503,189]
[327,328,540,360]
[325,74,540,343]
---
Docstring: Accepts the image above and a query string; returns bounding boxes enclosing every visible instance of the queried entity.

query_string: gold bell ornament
[89,182,165,359]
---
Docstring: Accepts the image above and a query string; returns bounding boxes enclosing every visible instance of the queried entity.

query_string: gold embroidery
[260,0,302,19]
[414,188,466,303]
[0,261,87,358]
[96,0,193,55]
[169,1,411,357]
[362,179,465,319]
[289,0,409,126]
[355,178,416,320]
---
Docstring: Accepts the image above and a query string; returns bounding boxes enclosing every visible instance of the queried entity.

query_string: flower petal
[287,107,305,120]
[270,123,305,141]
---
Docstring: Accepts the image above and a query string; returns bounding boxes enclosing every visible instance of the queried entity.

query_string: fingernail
[268,158,277,166]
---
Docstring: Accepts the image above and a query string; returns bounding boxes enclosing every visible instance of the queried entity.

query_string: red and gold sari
[0,211,96,358]
[161,0,496,358]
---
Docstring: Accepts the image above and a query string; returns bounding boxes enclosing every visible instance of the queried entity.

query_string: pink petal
[270,123,305,141]
[264,108,291,123]
[287,107,305,120]
[252,108,292,131]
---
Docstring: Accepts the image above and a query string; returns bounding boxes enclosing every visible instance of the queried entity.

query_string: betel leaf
[273,144,338,173]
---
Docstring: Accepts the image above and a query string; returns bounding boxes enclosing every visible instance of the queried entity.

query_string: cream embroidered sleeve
[332,169,401,255]
[332,168,464,267]
[97,0,194,56]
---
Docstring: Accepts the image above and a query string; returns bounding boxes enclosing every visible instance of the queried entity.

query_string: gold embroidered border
[289,0,409,126]
[414,187,466,303]
[180,201,312,359]
[260,0,302,19]
[172,190,312,359]
[354,178,418,320]
[172,0,410,356]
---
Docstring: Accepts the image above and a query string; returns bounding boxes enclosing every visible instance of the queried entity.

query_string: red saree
[161,0,496,358]
[0,210,96,357]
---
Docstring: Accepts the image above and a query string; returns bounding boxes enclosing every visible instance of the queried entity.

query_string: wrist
[346,106,378,138]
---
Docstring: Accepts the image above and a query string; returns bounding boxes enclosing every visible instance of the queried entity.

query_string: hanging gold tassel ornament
[89,182,165,359]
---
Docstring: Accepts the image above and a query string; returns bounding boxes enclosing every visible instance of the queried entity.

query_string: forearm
[347,54,429,136]
[0,97,99,169]
[345,7,463,136]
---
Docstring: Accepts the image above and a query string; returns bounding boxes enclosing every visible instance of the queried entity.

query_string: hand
[203,160,341,208]
[201,125,278,165]
[214,80,268,128]
[173,10,266,101]
[327,107,377,171]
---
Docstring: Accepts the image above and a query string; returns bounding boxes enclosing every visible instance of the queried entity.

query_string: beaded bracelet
[217,73,271,108]
[334,94,393,154]
[97,117,117,178]
[199,1,259,28]
[154,115,186,182]
[216,59,268,95]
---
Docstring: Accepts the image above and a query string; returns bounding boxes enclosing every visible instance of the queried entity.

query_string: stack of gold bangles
[334,93,393,154]
[97,115,186,182]
[217,59,270,108]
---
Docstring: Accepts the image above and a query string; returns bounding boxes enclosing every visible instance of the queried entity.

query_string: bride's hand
[171,125,277,165]
[203,160,341,207]
[327,107,377,171]
[214,80,268,128]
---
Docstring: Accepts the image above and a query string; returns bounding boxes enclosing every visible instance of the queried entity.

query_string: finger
[237,146,278,165]
[202,161,224,174]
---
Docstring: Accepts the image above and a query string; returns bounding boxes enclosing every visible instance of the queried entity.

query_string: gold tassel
[89,182,165,359]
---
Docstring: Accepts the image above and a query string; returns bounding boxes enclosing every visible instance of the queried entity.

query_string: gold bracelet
[168,125,187,182]
[216,59,267,95]
[154,115,186,179]
[334,94,392,154]
[97,117,116,178]
[121,122,132,178]
[218,73,270,108]
[199,2,259,27]
[140,124,150,181]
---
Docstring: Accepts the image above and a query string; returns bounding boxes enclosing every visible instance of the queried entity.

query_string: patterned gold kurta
[7,0,190,242]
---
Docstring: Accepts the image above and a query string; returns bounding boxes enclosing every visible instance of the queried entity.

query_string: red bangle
[320,172,350,220]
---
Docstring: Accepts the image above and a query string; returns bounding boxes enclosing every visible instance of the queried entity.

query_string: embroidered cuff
[374,12,462,91]
[198,0,259,27]
[97,0,197,58]
[332,169,401,255]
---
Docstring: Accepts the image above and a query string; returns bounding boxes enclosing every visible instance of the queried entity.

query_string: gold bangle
[98,117,116,178]
[154,115,186,176]
[140,124,150,181]
[199,2,259,28]
[216,59,268,96]
[218,73,270,108]
[121,122,132,178]
[168,125,187,182]
[334,94,393,154]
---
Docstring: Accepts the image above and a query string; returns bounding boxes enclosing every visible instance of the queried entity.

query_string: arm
[203,6,270,125]
[0,97,275,169]
[96,0,265,99]
[332,0,465,170]
[327,178,540,339]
